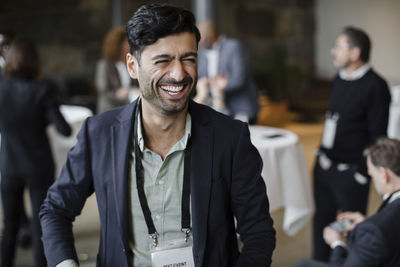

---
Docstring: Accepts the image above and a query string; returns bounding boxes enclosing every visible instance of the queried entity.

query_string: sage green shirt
[130,112,192,267]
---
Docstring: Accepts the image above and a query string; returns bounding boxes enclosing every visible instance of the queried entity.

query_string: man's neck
[386,184,400,196]
[140,100,188,159]
[382,180,400,201]
[343,61,365,75]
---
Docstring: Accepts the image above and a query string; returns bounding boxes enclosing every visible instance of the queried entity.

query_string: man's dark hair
[342,26,371,63]
[126,4,200,62]
[364,137,400,177]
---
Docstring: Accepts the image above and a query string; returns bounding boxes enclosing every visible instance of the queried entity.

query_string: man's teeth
[160,85,184,94]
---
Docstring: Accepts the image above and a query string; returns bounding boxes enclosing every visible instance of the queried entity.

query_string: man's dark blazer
[329,198,400,266]
[40,99,276,267]
[0,78,71,182]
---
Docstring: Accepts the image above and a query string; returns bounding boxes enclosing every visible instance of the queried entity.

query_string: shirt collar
[137,110,192,152]
[339,63,371,81]
[382,190,400,204]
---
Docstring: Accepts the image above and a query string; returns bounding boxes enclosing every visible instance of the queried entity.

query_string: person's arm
[367,79,391,142]
[329,222,389,267]
[220,40,249,94]
[209,75,229,114]
[193,77,210,104]
[231,123,276,266]
[40,118,94,266]
[43,81,72,137]
[323,226,347,249]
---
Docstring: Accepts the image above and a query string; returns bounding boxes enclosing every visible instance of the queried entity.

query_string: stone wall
[0,0,316,107]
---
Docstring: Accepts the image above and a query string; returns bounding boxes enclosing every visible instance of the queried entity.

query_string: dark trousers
[1,174,49,267]
[312,156,370,262]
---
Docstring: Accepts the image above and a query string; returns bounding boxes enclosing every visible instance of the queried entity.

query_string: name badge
[321,113,339,149]
[151,238,194,267]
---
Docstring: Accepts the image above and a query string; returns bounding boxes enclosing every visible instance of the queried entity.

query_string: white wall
[316,0,400,86]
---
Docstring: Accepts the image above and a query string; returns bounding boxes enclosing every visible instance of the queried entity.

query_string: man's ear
[350,47,361,62]
[381,167,391,184]
[126,53,138,79]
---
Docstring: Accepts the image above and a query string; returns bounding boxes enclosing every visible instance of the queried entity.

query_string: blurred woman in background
[0,37,71,267]
[95,26,136,114]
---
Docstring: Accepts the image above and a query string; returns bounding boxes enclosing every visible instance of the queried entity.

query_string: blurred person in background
[0,29,33,249]
[0,30,15,79]
[95,26,137,114]
[195,20,260,124]
[0,37,71,267]
[312,26,391,261]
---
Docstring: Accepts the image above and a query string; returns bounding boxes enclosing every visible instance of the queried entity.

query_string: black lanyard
[133,99,192,246]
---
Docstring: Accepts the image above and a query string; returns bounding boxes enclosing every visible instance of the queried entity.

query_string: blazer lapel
[109,100,212,263]
[110,101,136,252]
[189,101,213,263]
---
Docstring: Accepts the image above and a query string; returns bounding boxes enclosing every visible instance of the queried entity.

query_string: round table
[388,103,400,140]
[249,125,314,236]
[47,105,93,175]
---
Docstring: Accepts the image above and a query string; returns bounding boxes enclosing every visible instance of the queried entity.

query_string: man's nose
[169,60,186,81]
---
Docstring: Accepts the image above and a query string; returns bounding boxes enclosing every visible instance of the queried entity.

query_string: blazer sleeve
[40,118,94,266]
[231,123,276,266]
[329,222,390,267]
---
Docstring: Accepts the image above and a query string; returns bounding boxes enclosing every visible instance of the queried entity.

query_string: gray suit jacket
[198,37,259,121]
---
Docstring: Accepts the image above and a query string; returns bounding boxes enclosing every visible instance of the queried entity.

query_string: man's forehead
[334,34,350,48]
[140,32,198,57]
[338,34,350,43]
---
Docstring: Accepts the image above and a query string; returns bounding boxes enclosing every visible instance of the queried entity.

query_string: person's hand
[209,74,228,94]
[323,226,346,246]
[209,75,228,110]
[116,87,130,99]
[337,211,365,235]
[193,77,209,104]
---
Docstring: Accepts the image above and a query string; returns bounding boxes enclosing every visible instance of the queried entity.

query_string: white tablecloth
[47,105,93,175]
[249,125,314,236]
[388,103,400,140]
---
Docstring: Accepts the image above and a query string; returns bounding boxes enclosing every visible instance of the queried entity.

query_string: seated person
[295,137,400,267]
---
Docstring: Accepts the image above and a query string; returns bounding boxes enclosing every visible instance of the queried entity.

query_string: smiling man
[40,4,275,267]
